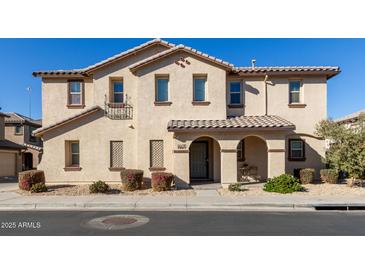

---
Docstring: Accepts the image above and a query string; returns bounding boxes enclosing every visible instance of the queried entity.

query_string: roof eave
[33,106,102,137]
[167,125,295,132]
[130,47,233,73]
[84,40,174,74]
[32,71,88,78]
[236,70,341,79]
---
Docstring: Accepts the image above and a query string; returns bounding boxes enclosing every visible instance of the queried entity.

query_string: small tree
[315,113,365,183]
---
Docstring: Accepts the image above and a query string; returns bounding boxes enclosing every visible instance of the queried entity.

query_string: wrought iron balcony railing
[104,102,133,120]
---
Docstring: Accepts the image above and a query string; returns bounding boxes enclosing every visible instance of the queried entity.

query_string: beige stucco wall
[42,78,94,127]
[38,110,136,183]
[5,125,24,144]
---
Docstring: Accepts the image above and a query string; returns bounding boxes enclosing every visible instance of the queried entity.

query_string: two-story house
[4,113,43,170]
[0,112,25,177]
[32,39,340,188]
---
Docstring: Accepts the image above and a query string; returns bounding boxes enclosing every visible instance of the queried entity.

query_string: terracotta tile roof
[129,44,234,72]
[33,106,102,136]
[235,66,340,78]
[32,39,341,80]
[5,112,42,127]
[32,39,175,77]
[335,109,365,124]
[167,115,295,131]
[0,139,26,150]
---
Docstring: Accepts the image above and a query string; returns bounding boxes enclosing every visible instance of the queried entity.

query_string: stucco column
[220,149,238,187]
[267,149,286,178]
[173,150,190,188]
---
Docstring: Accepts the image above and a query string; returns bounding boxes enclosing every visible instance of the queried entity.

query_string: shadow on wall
[245,83,260,95]
[286,137,325,179]
[42,110,105,141]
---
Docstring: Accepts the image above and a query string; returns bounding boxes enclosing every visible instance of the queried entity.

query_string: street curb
[0,202,316,211]
[1,202,365,211]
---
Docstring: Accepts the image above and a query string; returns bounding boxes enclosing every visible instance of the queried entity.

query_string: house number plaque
[177,144,187,149]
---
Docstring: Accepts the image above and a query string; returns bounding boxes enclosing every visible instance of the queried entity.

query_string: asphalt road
[1,210,365,236]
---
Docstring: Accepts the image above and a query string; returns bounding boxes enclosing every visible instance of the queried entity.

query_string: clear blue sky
[0,38,364,120]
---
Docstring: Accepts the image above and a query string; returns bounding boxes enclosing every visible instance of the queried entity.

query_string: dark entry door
[190,141,208,179]
[24,153,33,170]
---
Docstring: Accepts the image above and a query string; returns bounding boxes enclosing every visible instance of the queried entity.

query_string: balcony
[104,102,133,120]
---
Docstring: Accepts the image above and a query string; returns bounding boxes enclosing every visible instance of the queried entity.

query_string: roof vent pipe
[251,59,256,69]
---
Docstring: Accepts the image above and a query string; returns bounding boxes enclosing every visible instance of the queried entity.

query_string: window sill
[64,166,82,171]
[228,104,244,108]
[154,101,172,106]
[288,158,306,162]
[14,133,23,136]
[192,101,211,106]
[67,104,85,109]
[288,103,306,108]
[149,167,166,172]
[108,167,125,171]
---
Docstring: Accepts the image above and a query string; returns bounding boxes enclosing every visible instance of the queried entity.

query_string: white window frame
[68,80,83,106]
[70,141,80,167]
[289,80,302,104]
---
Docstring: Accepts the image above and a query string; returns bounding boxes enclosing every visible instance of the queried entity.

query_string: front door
[190,141,208,179]
[24,153,33,170]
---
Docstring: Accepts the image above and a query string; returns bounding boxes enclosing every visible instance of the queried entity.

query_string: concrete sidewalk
[1,185,365,211]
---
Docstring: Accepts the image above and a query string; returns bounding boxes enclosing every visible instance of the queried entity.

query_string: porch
[168,115,295,188]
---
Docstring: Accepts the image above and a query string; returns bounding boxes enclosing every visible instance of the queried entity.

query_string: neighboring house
[334,109,365,128]
[32,39,340,187]
[4,113,43,170]
[0,112,25,177]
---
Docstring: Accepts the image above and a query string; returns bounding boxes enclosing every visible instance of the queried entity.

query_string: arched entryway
[236,136,268,182]
[189,137,221,183]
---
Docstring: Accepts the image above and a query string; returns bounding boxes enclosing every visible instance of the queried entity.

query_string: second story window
[193,75,207,102]
[15,125,23,135]
[29,126,37,143]
[229,81,241,105]
[113,81,124,103]
[156,76,169,102]
[289,80,301,104]
[68,80,83,106]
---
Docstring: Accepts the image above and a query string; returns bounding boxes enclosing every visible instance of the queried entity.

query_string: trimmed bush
[18,170,45,191]
[300,168,315,184]
[151,172,174,192]
[89,180,110,193]
[228,183,246,192]
[30,183,48,193]
[320,169,338,184]
[120,169,143,191]
[264,174,304,194]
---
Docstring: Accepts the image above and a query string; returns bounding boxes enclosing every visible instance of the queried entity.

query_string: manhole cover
[85,214,149,230]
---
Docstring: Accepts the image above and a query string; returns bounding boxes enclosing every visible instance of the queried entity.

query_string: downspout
[264,74,269,115]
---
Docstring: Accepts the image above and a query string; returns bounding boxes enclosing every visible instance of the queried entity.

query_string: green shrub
[151,172,174,191]
[89,180,110,193]
[120,169,144,191]
[320,169,338,184]
[18,170,45,191]
[300,168,315,184]
[30,183,48,193]
[228,183,246,192]
[264,174,304,194]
